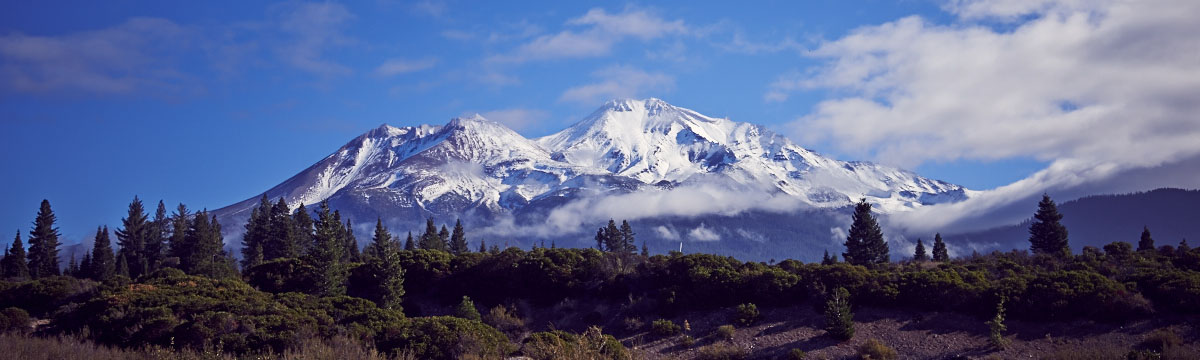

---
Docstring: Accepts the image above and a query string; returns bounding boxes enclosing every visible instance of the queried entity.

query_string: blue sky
[3,0,1197,243]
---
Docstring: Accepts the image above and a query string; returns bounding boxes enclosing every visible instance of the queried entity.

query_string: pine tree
[116,197,151,278]
[265,198,300,261]
[66,255,79,277]
[405,232,416,251]
[78,253,91,279]
[931,233,949,262]
[1138,226,1155,251]
[2,231,29,280]
[115,254,130,278]
[367,219,393,260]
[594,228,605,251]
[1028,194,1069,257]
[364,218,404,309]
[181,210,235,278]
[821,250,833,265]
[477,239,486,253]
[641,241,649,257]
[620,220,636,253]
[913,238,928,262]
[168,204,190,261]
[240,205,266,271]
[27,199,62,278]
[418,218,444,251]
[292,203,314,255]
[449,219,468,255]
[823,287,854,341]
[307,201,348,297]
[987,298,1010,349]
[603,220,622,252]
[437,225,450,251]
[843,199,888,266]
[344,219,360,262]
[145,200,168,273]
[455,296,481,321]
[89,226,115,281]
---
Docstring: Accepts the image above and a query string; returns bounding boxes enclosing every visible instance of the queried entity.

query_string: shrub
[523,326,630,360]
[1137,328,1182,352]
[733,303,760,327]
[787,348,807,360]
[679,335,696,347]
[623,317,644,332]
[696,343,748,360]
[823,287,854,341]
[651,319,681,337]
[0,307,30,333]
[715,324,735,341]
[856,339,897,360]
[986,298,1009,349]
[375,316,513,360]
[454,296,481,321]
[482,304,525,341]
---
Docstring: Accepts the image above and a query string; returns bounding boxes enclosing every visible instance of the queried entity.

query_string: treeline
[0,194,1197,359]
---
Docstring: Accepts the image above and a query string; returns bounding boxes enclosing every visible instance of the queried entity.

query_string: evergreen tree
[489,244,500,254]
[449,219,468,255]
[181,210,236,278]
[145,200,168,272]
[437,225,450,250]
[265,198,300,260]
[603,220,623,252]
[932,233,949,262]
[641,241,649,257]
[987,298,1010,349]
[292,204,314,255]
[477,239,486,253]
[1138,226,1155,251]
[364,218,404,309]
[1,231,29,280]
[115,254,130,278]
[367,219,394,260]
[307,201,348,297]
[594,228,605,251]
[913,238,928,262]
[344,219,360,262]
[843,199,888,266]
[78,253,91,279]
[240,197,270,270]
[620,220,636,253]
[1179,238,1192,253]
[823,287,854,341]
[1028,194,1070,257]
[116,196,151,278]
[455,296,481,321]
[168,204,190,261]
[821,250,834,265]
[27,199,61,278]
[89,226,115,281]
[66,255,79,277]
[418,218,444,251]
[405,232,416,251]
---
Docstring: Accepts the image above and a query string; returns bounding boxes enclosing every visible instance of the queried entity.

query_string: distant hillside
[948,188,1200,252]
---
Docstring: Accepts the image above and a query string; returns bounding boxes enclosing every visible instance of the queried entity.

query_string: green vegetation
[733,303,759,327]
[855,338,897,360]
[823,287,855,341]
[715,324,735,341]
[651,319,681,337]
[696,343,748,360]
[986,298,1009,349]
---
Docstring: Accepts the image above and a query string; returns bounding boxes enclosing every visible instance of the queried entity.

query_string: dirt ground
[622,304,1200,359]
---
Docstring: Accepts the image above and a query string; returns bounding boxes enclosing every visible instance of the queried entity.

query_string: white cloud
[769,0,1200,231]
[489,6,687,63]
[479,108,549,132]
[0,17,193,94]
[272,2,355,77]
[688,223,720,242]
[375,58,437,77]
[653,225,680,240]
[412,0,447,18]
[559,65,675,104]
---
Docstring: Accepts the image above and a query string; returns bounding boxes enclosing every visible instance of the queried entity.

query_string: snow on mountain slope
[215,98,969,242]
[538,98,967,212]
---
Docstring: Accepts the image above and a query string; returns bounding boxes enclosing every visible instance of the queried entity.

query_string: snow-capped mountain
[214,98,969,258]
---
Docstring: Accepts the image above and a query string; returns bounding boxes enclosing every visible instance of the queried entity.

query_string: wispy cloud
[271,1,356,77]
[479,108,549,132]
[488,6,688,63]
[374,58,437,77]
[559,65,674,104]
[770,0,1200,232]
[0,17,194,95]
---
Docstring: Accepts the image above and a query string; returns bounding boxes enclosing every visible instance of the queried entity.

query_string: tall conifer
[843,199,888,265]
[1028,194,1069,256]
[27,199,61,278]
[116,197,151,278]
[2,231,29,279]
[932,233,949,262]
[1138,226,1155,251]
[89,226,116,281]
[449,219,468,255]
[913,238,928,262]
[145,200,168,272]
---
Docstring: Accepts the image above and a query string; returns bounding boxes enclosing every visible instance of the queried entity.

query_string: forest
[0,194,1197,359]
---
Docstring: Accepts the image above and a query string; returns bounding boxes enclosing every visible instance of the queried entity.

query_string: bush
[623,317,644,332]
[482,304,525,341]
[0,307,30,333]
[375,316,513,360]
[523,326,630,360]
[856,339,897,360]
[679,335,696,347]
[715,324,735,341]
[651,319,681,337]
[733,303,760,327]
[696,343,748,360]
[787,348,807,360]
[1137,328,1182,352]
[454,296,481,321]
[824,287,854,341]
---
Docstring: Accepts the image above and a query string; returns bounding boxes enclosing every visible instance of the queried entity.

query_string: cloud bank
[769,0,1200,233]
